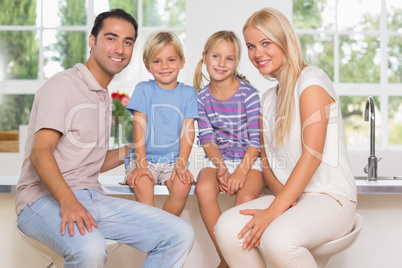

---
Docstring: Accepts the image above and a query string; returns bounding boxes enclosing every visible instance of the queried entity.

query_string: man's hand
[60,199,97,236]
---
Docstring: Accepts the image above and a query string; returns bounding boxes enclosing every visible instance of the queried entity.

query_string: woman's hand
[238,209,273,249]
[126,167,154,188]
[238,200,297,249]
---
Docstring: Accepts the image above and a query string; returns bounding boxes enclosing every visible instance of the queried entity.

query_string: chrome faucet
[364,96,377,181]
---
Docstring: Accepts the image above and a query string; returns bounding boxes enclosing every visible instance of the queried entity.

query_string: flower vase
[114,121,123,148]
[111,91,130,148]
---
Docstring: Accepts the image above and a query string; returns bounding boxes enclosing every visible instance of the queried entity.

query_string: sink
[355,176,402,180]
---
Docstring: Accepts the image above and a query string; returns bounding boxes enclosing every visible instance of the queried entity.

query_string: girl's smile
[203,40,237,84]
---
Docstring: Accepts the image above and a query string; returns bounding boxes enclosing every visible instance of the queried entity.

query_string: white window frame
[294,0,402,151]
[0,0,187,96]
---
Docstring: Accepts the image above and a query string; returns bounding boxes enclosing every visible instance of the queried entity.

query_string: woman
[214,8,357,268]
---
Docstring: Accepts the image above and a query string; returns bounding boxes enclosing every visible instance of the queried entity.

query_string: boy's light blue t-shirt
[125,80,198,166]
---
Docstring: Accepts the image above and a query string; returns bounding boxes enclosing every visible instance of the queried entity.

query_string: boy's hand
[170,165,194,185]
[126,167,154,188]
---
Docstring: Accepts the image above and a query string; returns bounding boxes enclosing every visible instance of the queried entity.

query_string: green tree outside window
[293,0,402,146]
[0,0,37,131]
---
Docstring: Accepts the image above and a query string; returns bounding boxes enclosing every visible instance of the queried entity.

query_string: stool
[310,213,364,268]
[16,224,121,268]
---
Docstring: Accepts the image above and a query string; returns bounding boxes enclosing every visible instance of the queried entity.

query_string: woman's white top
[260,66,357,201]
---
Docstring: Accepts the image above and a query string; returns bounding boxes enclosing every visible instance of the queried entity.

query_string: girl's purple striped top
[197,78,260,161]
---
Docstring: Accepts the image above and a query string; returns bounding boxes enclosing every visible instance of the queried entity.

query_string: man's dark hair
[91,9,138,41]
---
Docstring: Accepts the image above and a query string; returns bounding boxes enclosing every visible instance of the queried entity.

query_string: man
[15,9,194,268]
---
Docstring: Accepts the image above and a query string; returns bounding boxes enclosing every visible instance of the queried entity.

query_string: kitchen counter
[1,175,402,195]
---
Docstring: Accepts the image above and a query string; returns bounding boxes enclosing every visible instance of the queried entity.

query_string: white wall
[183,0,289,89]
[2,1,402,267]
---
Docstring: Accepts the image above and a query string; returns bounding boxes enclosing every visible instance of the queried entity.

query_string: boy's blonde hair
[193,30,249,92]
[143,31,184,68]
[243,8,307,147]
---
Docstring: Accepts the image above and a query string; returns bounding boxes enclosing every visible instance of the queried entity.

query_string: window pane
[293,0,336,30]
[108,0,139,19]
[143,0,186,27]
[43,0,87,27]
[388,36,402,83]
[0,94,34,131]
[43,30,87,79]
[340,96,381,147]
[338,0,380,31]
[0,31,39,80]
[389,96,402,145]
[0,0,37,26]
[298,33,334,80]
[387,0,402,32]
[339,34,380,83]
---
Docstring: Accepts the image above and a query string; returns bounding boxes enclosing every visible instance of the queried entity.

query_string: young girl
[194,30,264,268]
[123,31,198,216]
[215,8,357,268]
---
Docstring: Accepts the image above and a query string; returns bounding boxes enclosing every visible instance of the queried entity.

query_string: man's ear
[89,34,95,48]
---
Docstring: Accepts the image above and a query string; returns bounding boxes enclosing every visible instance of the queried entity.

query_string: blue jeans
[17,189,194,268]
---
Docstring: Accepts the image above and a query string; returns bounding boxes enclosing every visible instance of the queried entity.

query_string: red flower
[111,91,130,118]
[118,93,126,101]
[111,92,119,100]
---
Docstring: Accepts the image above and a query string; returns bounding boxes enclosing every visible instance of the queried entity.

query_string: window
[0,0,186,151]
[293,0,402,149]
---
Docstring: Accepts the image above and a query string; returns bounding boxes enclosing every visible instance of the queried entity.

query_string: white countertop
[0,176,192,195]
[1,175,402,195]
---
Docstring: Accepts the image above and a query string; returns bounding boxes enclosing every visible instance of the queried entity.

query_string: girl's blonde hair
[193,30,249,92]
[243,8,307,146]
[143,31,184,68]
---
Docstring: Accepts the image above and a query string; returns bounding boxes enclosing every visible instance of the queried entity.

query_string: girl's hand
[217,165,229,193]
[226,170,247,196]
[238,209,272,249]
[170,165,194,185]
[126,167,154,188]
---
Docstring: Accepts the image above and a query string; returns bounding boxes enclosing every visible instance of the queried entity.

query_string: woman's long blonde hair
[193,30,249,92]
[243,8,307,146]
